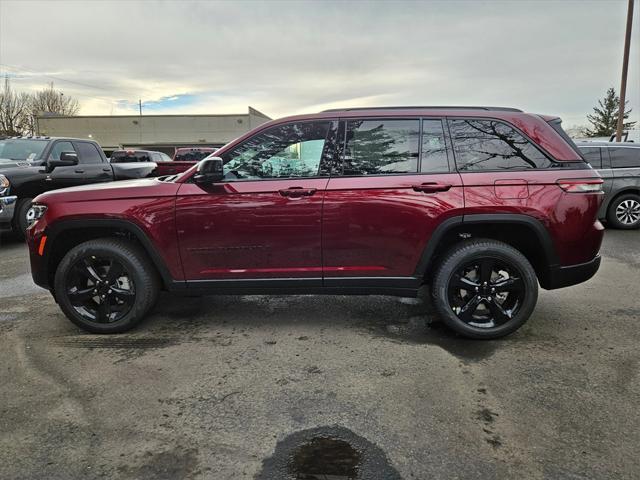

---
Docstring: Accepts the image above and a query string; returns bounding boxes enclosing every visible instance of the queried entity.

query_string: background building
[36,107,271,156]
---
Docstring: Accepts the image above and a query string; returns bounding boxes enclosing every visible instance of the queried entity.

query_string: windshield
[0,139,48,162]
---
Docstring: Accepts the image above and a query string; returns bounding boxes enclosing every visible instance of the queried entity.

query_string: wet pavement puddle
[256,426,402,480]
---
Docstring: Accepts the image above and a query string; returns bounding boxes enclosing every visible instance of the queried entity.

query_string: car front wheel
[54,238,160,333]
[431,239,538,339]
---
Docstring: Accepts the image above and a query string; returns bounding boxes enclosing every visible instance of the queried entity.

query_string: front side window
[421,119,449,172]
[609,147,640,168]
[49,141,76,161]
[343,119,419,175]
[450,119,553,171]
[221,121,331,180]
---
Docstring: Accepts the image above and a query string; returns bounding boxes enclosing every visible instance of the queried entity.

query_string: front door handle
[412,182,452,193]
[102,168,111,172]
[279,187,317,198]
[74,169,85,174]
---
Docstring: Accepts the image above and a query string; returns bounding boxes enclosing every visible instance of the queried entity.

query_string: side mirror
[47,152,78,172]
[194,157,224,184]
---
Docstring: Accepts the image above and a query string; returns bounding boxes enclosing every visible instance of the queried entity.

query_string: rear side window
[449,119,553,171]
[421,119,449,172]
[111,151,150,163]
[343,119,419,175]
[609,147,640,168]
[174,150,211,162]
[74,142,103,164]
[579,147,602,169]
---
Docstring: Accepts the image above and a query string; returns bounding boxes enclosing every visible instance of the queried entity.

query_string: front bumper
[0,195,17,227]
[544,255,601,290]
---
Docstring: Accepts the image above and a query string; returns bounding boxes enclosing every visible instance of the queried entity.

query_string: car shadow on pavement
[147,291,502,362]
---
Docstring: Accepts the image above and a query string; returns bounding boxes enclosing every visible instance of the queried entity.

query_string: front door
[322,118,464,284]
[176,120,338,283]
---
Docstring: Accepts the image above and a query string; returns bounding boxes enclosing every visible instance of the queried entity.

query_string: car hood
[35,178,180,204]
[0,160,36,172]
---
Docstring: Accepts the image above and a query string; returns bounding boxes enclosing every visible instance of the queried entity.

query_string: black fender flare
[44,218,176,288]
[413,213,560,281]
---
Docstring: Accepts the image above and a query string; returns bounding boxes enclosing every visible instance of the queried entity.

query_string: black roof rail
[321,106,523,113]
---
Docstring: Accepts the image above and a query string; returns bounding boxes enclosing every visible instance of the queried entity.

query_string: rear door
[72,141,112,184]
[322,117,464,286]
[175,120,338,282]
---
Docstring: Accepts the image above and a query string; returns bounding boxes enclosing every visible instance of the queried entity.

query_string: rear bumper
[0,195,17,226]
[544,255,601,290]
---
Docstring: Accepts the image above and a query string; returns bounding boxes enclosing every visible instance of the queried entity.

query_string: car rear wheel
[54,238,160,333]
[431,239,538,339]
[608,193,640,229]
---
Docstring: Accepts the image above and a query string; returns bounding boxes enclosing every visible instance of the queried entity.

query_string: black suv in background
[577,142,640,229]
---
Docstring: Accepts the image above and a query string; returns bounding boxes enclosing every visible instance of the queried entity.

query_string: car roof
[6,136,97,142]
[576,141,640,148]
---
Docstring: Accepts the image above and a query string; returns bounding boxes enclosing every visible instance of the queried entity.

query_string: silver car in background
[577,142,640,229]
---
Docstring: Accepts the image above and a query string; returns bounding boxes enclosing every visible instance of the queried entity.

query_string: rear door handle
[74,169,85,174]
[412,182,452,193]
[279,187,317,198]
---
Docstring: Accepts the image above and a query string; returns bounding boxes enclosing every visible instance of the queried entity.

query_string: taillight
[557,178,604,193]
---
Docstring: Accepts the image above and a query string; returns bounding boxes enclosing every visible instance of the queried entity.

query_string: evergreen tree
[584,87,636,137]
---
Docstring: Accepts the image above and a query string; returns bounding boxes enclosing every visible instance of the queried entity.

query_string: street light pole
[616,0,635,142]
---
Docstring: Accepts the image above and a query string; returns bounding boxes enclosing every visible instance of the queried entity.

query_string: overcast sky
[1,0,638,128]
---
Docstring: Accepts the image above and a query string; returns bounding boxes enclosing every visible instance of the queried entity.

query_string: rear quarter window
[578,147,602,169]
[449,119,553,171]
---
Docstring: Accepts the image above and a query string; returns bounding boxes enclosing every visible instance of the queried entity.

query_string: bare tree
[30,82,80,118]
[0,77,32,136]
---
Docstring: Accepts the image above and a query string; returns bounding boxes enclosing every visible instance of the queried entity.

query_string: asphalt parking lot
[0,229,639,480]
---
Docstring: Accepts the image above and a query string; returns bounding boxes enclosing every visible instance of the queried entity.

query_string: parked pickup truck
[0,137,157,238]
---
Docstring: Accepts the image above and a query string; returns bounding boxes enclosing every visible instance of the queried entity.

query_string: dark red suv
[26,107,604,339]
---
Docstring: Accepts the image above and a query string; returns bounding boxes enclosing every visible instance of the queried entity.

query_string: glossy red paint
[460,169,604,265]
[322,173,464,277]
[175,178,329,280]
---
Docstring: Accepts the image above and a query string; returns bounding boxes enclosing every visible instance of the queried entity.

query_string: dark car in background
[110,149,199,177]
[173,147,216,162]
[577,142,640,229]
[0,137,158,238]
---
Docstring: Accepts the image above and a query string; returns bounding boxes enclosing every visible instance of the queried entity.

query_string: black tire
[431,239,538,340]
[54,238,160,333]
[607,193,640,229]
[11,197,33,240]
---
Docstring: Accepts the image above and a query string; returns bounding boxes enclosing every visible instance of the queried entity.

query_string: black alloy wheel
[431,239,538,339]
[54,238,159,333]
[66,255,136,324]
[448,258,525,329]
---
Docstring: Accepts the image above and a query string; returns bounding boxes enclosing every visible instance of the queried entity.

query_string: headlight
[26,204,47,227]
[0,174,9,196]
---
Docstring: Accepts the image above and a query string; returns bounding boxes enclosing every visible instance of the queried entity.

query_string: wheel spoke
[97,299,112,323]
[478,259,494,284]
[111,287,134,303]
[487,298,511,325]
[79,258,102,283]
[450,273,479,290]
[458,295,482,322]
[492,276,523,293]
[105,260,125,284]
[67,287,95,304]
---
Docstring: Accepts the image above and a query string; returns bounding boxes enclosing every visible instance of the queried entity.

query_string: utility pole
[139,99,142,116]
[616,0,634,142]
